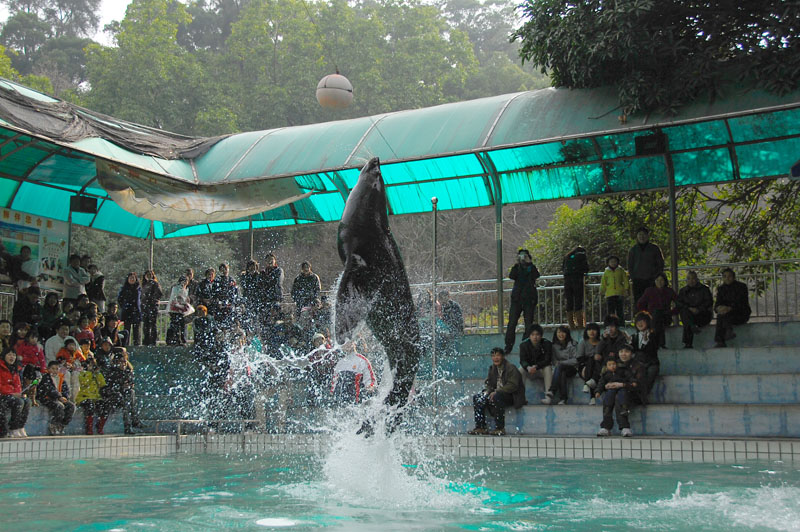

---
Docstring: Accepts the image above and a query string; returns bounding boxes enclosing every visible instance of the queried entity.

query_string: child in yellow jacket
[76,357,108,434]
[600,256,630,320]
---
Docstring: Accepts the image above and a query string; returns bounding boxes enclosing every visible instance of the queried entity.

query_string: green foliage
[512,0,800,115]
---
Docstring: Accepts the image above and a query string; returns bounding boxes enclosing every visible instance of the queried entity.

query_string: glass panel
[736,137,800,179]
[672,148,734,186]
[382,154,484,185]
[488,139,599,174]
[729,108,800,143]
[386,176,491,214]
[309,193,345,222]
[606,157,667,192]
[0,178,19,207]
[663,120,729,151]
[594,131,637,160]
[91,201,152,238]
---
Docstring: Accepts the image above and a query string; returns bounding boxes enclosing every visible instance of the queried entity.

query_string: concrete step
[423,345,800,380]
[414,373,800,406]
[420,403,800,438]
[460,321,800,355]
[19,405,127,437]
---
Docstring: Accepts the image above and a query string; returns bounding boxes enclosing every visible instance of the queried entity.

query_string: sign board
[0,208,69,291]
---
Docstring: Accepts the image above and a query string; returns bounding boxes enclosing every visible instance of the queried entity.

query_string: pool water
[1,439,798,532]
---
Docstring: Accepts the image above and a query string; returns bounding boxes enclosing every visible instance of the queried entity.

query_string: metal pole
[664,153,680,293]
[496,202,503,334]
[431,197,438,409]
[248,216,254,260]
[148,221,154,271]
[772,261,779,322]
[67,209,73,257]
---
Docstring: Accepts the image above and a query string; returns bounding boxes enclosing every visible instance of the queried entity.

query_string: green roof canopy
[1,78,798,239]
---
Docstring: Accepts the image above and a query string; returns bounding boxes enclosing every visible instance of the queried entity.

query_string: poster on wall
[0,208,69,292]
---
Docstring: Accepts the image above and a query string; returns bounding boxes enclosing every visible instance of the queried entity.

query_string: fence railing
[2,259,798,339]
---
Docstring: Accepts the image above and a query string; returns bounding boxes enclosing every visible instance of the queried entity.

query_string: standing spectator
[212,263,239,328]
[80,254,91,271]
[600,256,629,321]
[10,245,38,291]
[196,268,216,314]
[62,254,90,306]
[86,264,107,314]
[291,261,321,320]
[12,286,42,332]
[185,268,199,305]
[439,290,465,337]
[0,347,30,438]
[504,249,541,354]
[676,271,713,349]
[518,324,553,399]
[260,253,284,307]
[714,268,751,348]
[0,320,11,351]
[468,347,526,436]
[103,350,141,434]
[141,270,163,346]
[166,275,191,346]
[542,325,578,405]
[76,357,108,435]
[239,260,261,333]
[627,227,665,305]
[330,340,376,404]
[37,360,75,435]
[118,272,142,346]
[636,273,677,348]
[562,245,589,329]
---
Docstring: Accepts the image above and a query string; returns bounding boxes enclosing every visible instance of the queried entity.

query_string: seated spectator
[39,292,64,339]
[97,315,126,347]
[330,340,376,405]
[595,354,632,437]
[12,322,29,347]
[630,312,659,399]
[102,349,142,434]
[714,268,751,348]
[0,347,30,438]
[78,338,94,362]
[106,301,120,321]
[141,270,163,346]
[37,360,75,435]
[468,347,526,436]
[191,305,216,356]
[167,275,191,346]
[636,273,677,348]
[305,333,336,405]
[76,357,108,435]
[577,322,603,404]
[118,272,143,347]
[86,264,107,314]
[597,315,630,361]
[0,319,12,351]
[75,294,92,317]
[44,321,75,364]
[75,316,95,349]
[15,329,46,374]
[542,325,578,405]
[518,324,553,399]
[95,337,114,368]
[12,286,42,333]
[56,338,85,401]
[676,271,713,349]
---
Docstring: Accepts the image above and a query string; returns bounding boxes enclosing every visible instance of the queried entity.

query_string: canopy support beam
[477,153,504,334]
[665,152,680,290]
[249,216,254,259]
[148,221,154,271]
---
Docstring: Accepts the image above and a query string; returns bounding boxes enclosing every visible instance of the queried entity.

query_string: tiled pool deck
[2,434,799,464]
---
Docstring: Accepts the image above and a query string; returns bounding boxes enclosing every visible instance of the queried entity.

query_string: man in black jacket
[627,227,665,304]
[563,245,589,329]
[468,347,526,436]
[714,268,751,347]
[504,249,540,354]
[676,271,713,348]
[518,324,553,399]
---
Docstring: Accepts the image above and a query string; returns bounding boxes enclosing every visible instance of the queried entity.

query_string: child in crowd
[0,319,12,351]
[78,338,94,362]
[76,357,108,435]
[75,316,95,350]
[330,340,376,404]
[595,354,633,437]
[630,311,660,400]
[94,337,114,369]
[37,360,75,435]
[0,347,30,438]
[577,322,603,404]
[12,322,29,347]
[56,338,85,401]
[103,349,142,434]
[15,329,46,373]
[600,256,629,321]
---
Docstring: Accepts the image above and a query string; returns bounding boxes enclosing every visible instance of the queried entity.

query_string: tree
[512,0,800,116]
[0,10,50,73]
[42,0,101,38]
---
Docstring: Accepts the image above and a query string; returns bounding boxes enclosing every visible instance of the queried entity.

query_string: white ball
[316,74,354,108]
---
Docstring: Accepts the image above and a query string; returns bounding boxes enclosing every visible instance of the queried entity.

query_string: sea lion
[335,157,421,432]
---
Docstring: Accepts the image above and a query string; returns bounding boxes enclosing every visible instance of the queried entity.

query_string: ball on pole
[316,73,353,109]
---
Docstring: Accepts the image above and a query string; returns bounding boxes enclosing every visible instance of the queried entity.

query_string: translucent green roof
[1,78,798,239]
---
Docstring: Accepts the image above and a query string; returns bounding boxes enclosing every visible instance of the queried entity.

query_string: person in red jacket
[0,347,31,438]
[15,329,46,373]
[636,273,677,348]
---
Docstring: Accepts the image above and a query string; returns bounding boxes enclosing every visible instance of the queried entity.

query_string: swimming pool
[1,434,798,531]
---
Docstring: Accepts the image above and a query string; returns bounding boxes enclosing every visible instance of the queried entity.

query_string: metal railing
[2,258,798,339]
